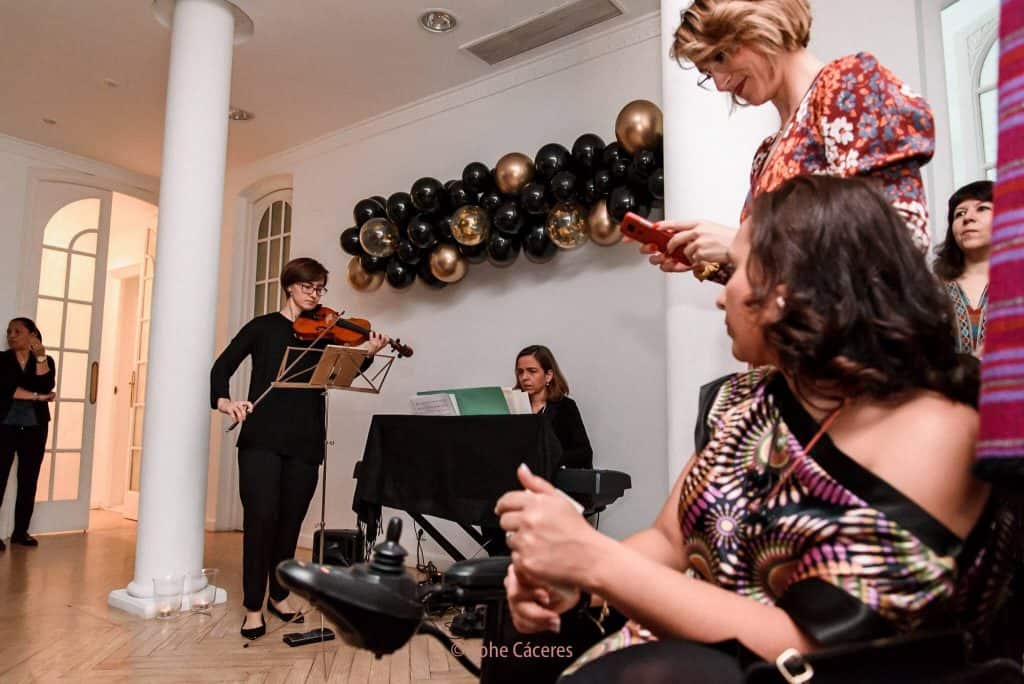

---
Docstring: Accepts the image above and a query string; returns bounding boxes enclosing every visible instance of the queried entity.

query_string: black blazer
[540,396,593,469]
[0,349,56,425]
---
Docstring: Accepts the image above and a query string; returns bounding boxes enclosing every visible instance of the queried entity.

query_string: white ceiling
[0,0,659,177]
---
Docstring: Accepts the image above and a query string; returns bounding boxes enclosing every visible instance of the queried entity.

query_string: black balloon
[607,185,638,222]
[593,169,613,196]
[479,191,503,212]
[436,214,454,242]
[610,158,630,183]
[406,214,437,249]
[385,259,416,289]
[602,142,626,169]
[632,149,659,177]
[371,195,388,209]
[396,239,423,265]
[648,168,665,200]
[340,226,363,256]
[459,241,488,264]
[520,182,548,215]
[447,181,472,209]
[571,133,606,173]
[416,259,447,289]
[522,223,558,263]
[534,143,572,181]
[633,192,653,219]
[444,179,459,191]
[462,162,492,194]
[386,192,415,227]
[410,177,444,213]
[487,231,520,267]
[353,198,386,227]
[361,254,389,274]
[492,201,524,235]
[581,177,601,205]
[549,171,577,202]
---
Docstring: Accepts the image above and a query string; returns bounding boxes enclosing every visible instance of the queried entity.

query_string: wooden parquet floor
[0,511,479,683]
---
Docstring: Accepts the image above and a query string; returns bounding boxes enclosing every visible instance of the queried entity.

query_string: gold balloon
[359,217,400,258]
[429,244,468,284]
[615,99,663,155]
[546,201,589,250]
[346,256,384,293]
[587,199,622,246]
[450,205,491,246]
[494,152,535,195]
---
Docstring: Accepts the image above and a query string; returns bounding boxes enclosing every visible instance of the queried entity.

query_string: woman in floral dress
[645,0,935,280]
[497,177,1016,682]
[934,181,994,357]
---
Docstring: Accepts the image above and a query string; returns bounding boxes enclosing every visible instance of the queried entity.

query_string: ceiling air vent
[463,0,624,66]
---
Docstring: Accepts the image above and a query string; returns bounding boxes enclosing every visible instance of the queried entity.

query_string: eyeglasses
[296,282,328,296]
[695,50,730,91]
[697,71,713,90]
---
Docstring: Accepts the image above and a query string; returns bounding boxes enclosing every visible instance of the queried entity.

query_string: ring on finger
[506,530,515,543]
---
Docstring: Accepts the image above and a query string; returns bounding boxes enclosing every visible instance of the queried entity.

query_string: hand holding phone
[619,212,691,265]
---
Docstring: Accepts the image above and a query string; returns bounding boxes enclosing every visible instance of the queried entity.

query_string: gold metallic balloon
[494,152,535,196]
[587,199,622,246]
[346,256,384,292]
[359,217,400,258]
[450,205,491,247]
[429,244,468,283]
[546,201,589,250]
[615,99,663,155]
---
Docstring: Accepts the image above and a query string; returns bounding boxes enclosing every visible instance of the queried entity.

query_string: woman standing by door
[211,257,389,639]
[0,317,56,551]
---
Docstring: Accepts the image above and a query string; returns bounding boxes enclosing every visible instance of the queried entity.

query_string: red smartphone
[619,212,690,264]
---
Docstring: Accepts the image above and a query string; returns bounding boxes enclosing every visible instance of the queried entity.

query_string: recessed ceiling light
[229,107,254,122]
[42,117,57,125]
[103,78,120,88]
[420,9,456,33]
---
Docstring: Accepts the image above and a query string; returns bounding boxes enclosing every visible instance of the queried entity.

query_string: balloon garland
[342,100,664,291]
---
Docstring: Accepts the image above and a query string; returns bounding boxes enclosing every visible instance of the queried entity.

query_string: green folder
[417,386,510,416]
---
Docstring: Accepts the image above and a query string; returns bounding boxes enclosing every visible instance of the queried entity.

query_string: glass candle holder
[153,574,183,619]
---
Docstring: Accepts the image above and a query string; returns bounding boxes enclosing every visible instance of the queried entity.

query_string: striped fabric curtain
[976,0,1024,479]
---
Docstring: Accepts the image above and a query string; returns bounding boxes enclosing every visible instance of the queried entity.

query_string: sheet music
[410,393,460,416]
[503,388,532,415]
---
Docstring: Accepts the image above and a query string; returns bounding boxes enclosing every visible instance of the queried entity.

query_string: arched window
[252,190,292,316]
[976,39,998,180]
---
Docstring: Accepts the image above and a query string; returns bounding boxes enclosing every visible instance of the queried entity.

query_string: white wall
[216,15,668,561]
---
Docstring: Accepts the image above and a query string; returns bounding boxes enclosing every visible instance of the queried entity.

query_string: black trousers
[238,448,319,611]
[0,424,48,537]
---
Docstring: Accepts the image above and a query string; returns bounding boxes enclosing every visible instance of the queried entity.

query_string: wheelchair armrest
[442,557,512,605]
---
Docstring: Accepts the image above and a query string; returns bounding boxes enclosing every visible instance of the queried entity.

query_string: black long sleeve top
[210,313,370,465]
[0,349,56,424]
[539,396,593,469]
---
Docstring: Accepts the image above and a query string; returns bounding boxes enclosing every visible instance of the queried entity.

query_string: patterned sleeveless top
[944,281,988,357]
[564,370,1015,676]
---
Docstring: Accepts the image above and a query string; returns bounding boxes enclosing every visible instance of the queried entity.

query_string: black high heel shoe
[240,613,266,640]
[267,600,304,624]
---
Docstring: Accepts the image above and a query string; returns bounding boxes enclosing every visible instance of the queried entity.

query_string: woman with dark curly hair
[496,176,1015,682]
[934,181,993,357]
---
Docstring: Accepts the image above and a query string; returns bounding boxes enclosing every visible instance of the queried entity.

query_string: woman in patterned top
[643,0,935,280]
[934,181,994,358]
[496,177,1014,682]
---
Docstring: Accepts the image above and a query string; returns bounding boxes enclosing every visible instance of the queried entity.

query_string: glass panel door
[26,182,111,534]
[123,228,156,520]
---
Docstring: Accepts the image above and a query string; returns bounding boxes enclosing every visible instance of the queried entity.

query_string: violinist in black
[210,257,389,639]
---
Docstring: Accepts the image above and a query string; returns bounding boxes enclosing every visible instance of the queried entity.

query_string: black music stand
[271,345,396,649]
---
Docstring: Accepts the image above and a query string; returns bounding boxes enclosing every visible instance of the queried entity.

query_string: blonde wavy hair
[671,0,812,67]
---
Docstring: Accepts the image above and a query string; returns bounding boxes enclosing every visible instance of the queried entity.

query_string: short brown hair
[280,257,329,291]
[514,345,570,401]
[745,175,977,407]
[672,0,812,66]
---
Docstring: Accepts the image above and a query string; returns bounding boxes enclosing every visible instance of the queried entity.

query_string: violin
[293,306,413,358]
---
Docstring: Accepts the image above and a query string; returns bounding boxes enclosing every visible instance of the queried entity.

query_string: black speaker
[311,528,365,567]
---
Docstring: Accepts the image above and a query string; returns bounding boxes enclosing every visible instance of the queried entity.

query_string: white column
[109,0,252,618]
[659,1,777,482]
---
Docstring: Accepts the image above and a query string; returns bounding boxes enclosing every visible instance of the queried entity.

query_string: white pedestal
[108,586,228,619]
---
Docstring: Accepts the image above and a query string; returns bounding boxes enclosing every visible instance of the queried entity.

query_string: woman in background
[934,180,993,357]
[515,345,593,470]
[0,317,56,551]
